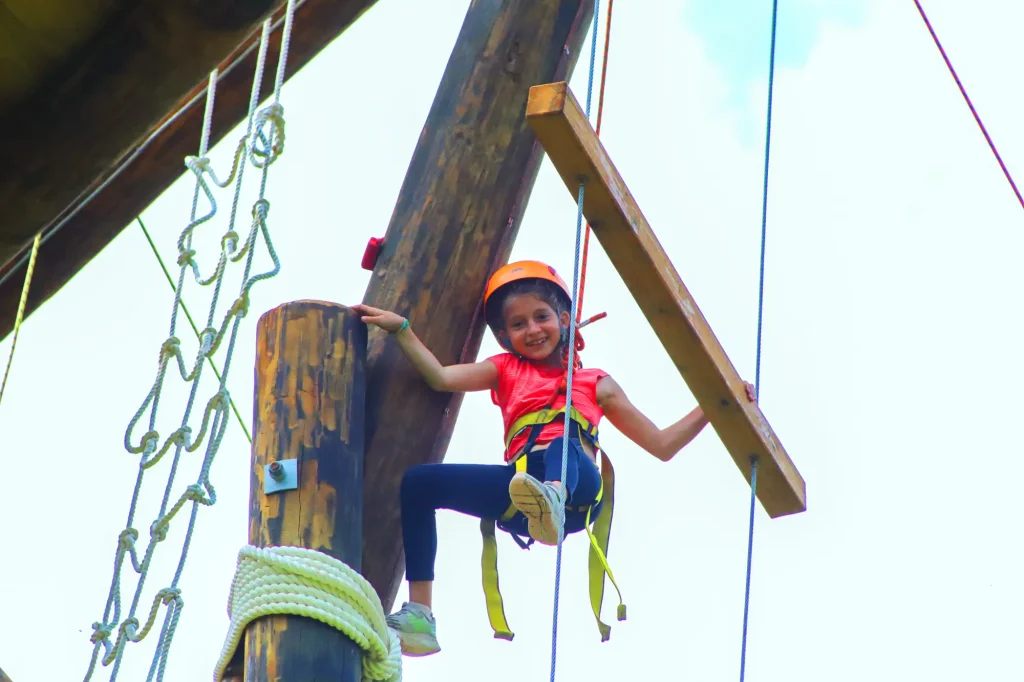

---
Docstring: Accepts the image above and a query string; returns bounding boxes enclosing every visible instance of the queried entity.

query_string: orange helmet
[483,260,572,332]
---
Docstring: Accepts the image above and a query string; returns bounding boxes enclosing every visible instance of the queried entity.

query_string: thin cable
[742,0,779,678]
[754,0,778,397]
[739,457,759,681]
[912,0,1024,211]
[576,0,614,323]
[549,6,601,682]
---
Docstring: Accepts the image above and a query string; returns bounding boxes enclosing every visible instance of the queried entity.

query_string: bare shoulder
[596,373,623,405]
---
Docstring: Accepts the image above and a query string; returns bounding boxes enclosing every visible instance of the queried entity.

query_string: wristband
[393,318,409,334]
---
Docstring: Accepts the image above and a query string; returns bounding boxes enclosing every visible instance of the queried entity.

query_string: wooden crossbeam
[526,81,806,518]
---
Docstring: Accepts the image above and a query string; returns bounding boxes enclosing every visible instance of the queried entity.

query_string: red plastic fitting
[361,237,383,270]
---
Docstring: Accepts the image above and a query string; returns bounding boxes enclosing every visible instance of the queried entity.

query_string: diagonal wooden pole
[357,0,598,610]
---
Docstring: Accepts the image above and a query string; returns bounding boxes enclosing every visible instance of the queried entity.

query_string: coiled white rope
[213,546,402,682]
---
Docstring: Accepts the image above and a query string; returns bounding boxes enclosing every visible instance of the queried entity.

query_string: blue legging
[400,435,603,582]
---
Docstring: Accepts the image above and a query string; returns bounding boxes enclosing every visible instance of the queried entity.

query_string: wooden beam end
[526,81,570,118]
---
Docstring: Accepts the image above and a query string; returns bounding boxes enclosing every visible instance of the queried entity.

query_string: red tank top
[487,352,608,462]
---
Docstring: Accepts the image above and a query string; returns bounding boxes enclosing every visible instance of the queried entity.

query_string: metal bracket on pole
[263,459,298,494]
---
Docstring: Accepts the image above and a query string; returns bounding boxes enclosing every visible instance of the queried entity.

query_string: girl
[351,260,756,657]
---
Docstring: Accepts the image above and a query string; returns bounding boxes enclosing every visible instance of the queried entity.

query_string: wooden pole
[241,300,367,682]
[0,664,13,682]
[358,0,597,610]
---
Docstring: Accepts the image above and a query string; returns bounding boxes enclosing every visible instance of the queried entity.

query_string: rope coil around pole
[213,546,402,682]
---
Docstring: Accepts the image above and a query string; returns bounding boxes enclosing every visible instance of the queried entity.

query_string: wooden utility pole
[240,300,367,681]
[359,0,596,613]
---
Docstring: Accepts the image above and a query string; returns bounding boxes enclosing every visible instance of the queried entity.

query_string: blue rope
[550,4,601,682]
[739,456,759,680]
[741,0,779,679]
[755,0,778,397]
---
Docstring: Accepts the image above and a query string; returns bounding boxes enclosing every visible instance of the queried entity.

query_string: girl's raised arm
[597,375,756,462]
[350,304,498,393]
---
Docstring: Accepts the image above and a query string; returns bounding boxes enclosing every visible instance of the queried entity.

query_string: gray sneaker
[508,472,565,546]
[386,602,440,656]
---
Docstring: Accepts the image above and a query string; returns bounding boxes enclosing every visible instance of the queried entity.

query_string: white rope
[213,546,403,682]
[83,5,296,680]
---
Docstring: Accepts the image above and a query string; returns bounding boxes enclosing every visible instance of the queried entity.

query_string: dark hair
[485,278,570,333]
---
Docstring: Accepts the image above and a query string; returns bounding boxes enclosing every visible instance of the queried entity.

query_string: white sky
[2,0,1023,680]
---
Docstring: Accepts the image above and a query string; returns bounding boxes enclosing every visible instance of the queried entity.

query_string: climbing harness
[82,5,297,681]
[480,406,626,642]
[214,546,402,682]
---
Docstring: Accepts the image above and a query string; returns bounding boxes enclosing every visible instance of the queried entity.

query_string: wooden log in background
[241,300,366,682]
[358,0,597,610]
[0,0,380,343]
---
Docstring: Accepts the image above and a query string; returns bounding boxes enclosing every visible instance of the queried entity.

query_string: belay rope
[741,0,780,679]
[548,2,611,681]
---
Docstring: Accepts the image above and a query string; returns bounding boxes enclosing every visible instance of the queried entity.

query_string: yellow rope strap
[482,409,626,643]
[214,546,402,682]
[0,232,41,409]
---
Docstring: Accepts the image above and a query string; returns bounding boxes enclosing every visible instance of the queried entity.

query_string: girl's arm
[350,304,497,393]
[596,375,756,462]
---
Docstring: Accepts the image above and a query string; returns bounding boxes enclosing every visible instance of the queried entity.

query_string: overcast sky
[3,1,1023,680]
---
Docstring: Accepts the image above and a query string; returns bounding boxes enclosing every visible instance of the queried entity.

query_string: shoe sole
[508,473,563,546]
[394,630,441,657]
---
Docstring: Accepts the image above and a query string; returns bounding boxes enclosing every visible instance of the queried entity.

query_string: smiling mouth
[526,338,547,348]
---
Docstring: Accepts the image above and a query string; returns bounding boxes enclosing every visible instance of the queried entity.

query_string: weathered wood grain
[0,0,380,343]
[526,81,806,517]
[242,300,366,682]
[358,0,597,610]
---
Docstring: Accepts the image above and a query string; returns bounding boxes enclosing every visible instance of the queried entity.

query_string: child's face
[499,293,569,361]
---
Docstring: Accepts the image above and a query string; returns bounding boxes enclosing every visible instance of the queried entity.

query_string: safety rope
[82,4,295,680]
[575,0,614,323]
[740,0,779,679]
[213,546,402,682]
[0,232,41,410]
[137,217,252,444]
[912,0,1024,211]
[549,5,604,682]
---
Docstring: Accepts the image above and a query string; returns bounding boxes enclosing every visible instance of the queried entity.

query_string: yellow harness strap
[480,407,626,642]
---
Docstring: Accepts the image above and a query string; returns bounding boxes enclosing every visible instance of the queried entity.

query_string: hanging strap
[480,411,625,642]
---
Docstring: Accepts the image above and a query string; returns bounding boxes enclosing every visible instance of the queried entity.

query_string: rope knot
[199,327,217,355]
[90,622,114,644]
[221,230,239,254]
[229,291,250,320]
[150,518,170,542]
[118,528,139,549]
[183,483,206,502]
[252,199,270,221]
[177,248,197,267]
[161,337,181,359]
[250,104,286,168]
[156,587,182,604]
[120,617,140,641]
